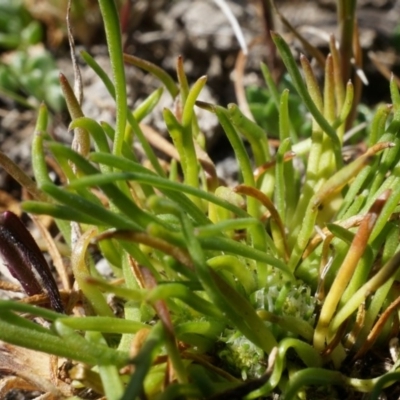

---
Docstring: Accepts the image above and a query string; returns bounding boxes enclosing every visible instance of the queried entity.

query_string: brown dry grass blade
[59,73,90,160]
[140,124,180,161]
[19,291,71,309]
[32,215,70,291]
[128,255,146,289]
[315,232,335,302]
[369,51,400,87]
[345,302,366,350]
[0,151,46,201]
[303,214,364,259]
[320,319,348,357]
[353,294,400,361]
[0,280,21,292]
[269,0,326,69]
[253,151,295,181]
[233,38,263,121]
[66,0,83,105]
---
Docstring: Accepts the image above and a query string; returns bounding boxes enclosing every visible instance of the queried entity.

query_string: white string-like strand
[211,0,248,55]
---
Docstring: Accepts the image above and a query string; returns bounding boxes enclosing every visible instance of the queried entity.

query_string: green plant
[0,49,65,111]
[0,0,64,110]
[1,0,400,399]
[0,0,42,50]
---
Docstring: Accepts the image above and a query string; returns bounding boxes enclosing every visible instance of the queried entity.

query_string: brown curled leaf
[353,293,400,361]
[253,151,296,181]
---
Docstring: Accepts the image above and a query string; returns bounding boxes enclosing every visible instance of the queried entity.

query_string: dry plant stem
[268,0,325,68]
[0,280,21,292]
[320,320,348,357]
[234,47,253,120]
[59,73,90,158]
[315,234,335,302]
[254,151,295,181]
[258,0,280,79]
[314,190,390,352]
[212,0,248,55]
[66,0,83,104]
[19,291,71,309]
[369,52,400,88]
[353,295,400,360]
[0,151,45,201]
[345,302,366,349]
[303,214,364,259]
[0,349,71,398]
[31,215,70,291]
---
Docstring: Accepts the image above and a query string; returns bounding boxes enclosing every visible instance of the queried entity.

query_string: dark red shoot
[0,211,64,313]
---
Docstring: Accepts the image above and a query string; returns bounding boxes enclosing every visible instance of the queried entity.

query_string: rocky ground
[2,1,400,190]
[74,0,400,146]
